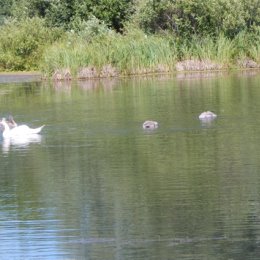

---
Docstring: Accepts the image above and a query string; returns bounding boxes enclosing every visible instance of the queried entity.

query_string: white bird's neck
[1,119,11,138]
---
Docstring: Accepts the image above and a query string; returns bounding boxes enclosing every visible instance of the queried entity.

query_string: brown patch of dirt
[77,67,98,79]
[176,59,223,71]
[237,58,259,68]
[99,64,119,77]
[52,69,72,80]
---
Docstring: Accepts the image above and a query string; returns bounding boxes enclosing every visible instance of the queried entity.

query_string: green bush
[133,0,260,39]
[69,15,113,41]
[0,17,62,71]
[43,0,134,31]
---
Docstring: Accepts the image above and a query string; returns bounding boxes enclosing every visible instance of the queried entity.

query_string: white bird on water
[142,120,159,129]
[199,111,217,120]
[6,115,18,128]
[0,117,45,138]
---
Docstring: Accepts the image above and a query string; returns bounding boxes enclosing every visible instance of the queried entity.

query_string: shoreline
[1,66,260,83]
[0,72,42,84]
[47,59,260,81]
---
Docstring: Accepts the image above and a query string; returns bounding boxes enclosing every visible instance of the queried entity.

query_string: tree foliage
[1,0,260,38]
[6,0,134,31]
[133,0,260,38]
[0,0,13,24]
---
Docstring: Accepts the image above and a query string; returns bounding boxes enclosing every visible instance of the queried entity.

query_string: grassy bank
[41,30,179,79]
[1,1,260,79]
[41,31,260,80]
[1,19,260,79]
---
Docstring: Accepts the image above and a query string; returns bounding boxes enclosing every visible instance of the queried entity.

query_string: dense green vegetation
[1,0,260,77]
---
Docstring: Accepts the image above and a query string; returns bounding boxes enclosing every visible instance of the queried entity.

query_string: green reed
[40,30,260,78]
[180,35,235,66]
[41,30,178,77]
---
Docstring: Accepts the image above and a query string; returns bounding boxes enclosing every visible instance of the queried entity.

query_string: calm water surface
[0,71,260,259]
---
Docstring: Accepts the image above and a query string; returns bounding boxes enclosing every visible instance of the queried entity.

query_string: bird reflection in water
[1,134,42,153]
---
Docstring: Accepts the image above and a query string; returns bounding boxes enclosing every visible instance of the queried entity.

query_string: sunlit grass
[180,35,235,66]
[40,30,260,78]
[41,30,178,77]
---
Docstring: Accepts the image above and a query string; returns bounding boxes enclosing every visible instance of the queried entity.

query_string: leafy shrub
[69,15,113,41]
[0,17,62,71]
[44,0,134,32]
[133,0,260,39]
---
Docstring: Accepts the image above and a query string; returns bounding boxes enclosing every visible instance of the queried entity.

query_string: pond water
[1,71,260,259]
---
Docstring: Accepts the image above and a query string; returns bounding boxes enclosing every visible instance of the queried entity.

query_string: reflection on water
[1,71,260,259]
[52,77,120,92]
[1,134,42,153]
[0,73,41,83]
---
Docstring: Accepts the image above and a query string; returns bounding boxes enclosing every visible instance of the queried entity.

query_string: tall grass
[246,33,260,64]
[250,45,260,64]
[42,30,260,78]
[179,35,235,66]
[41,30,179,77]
